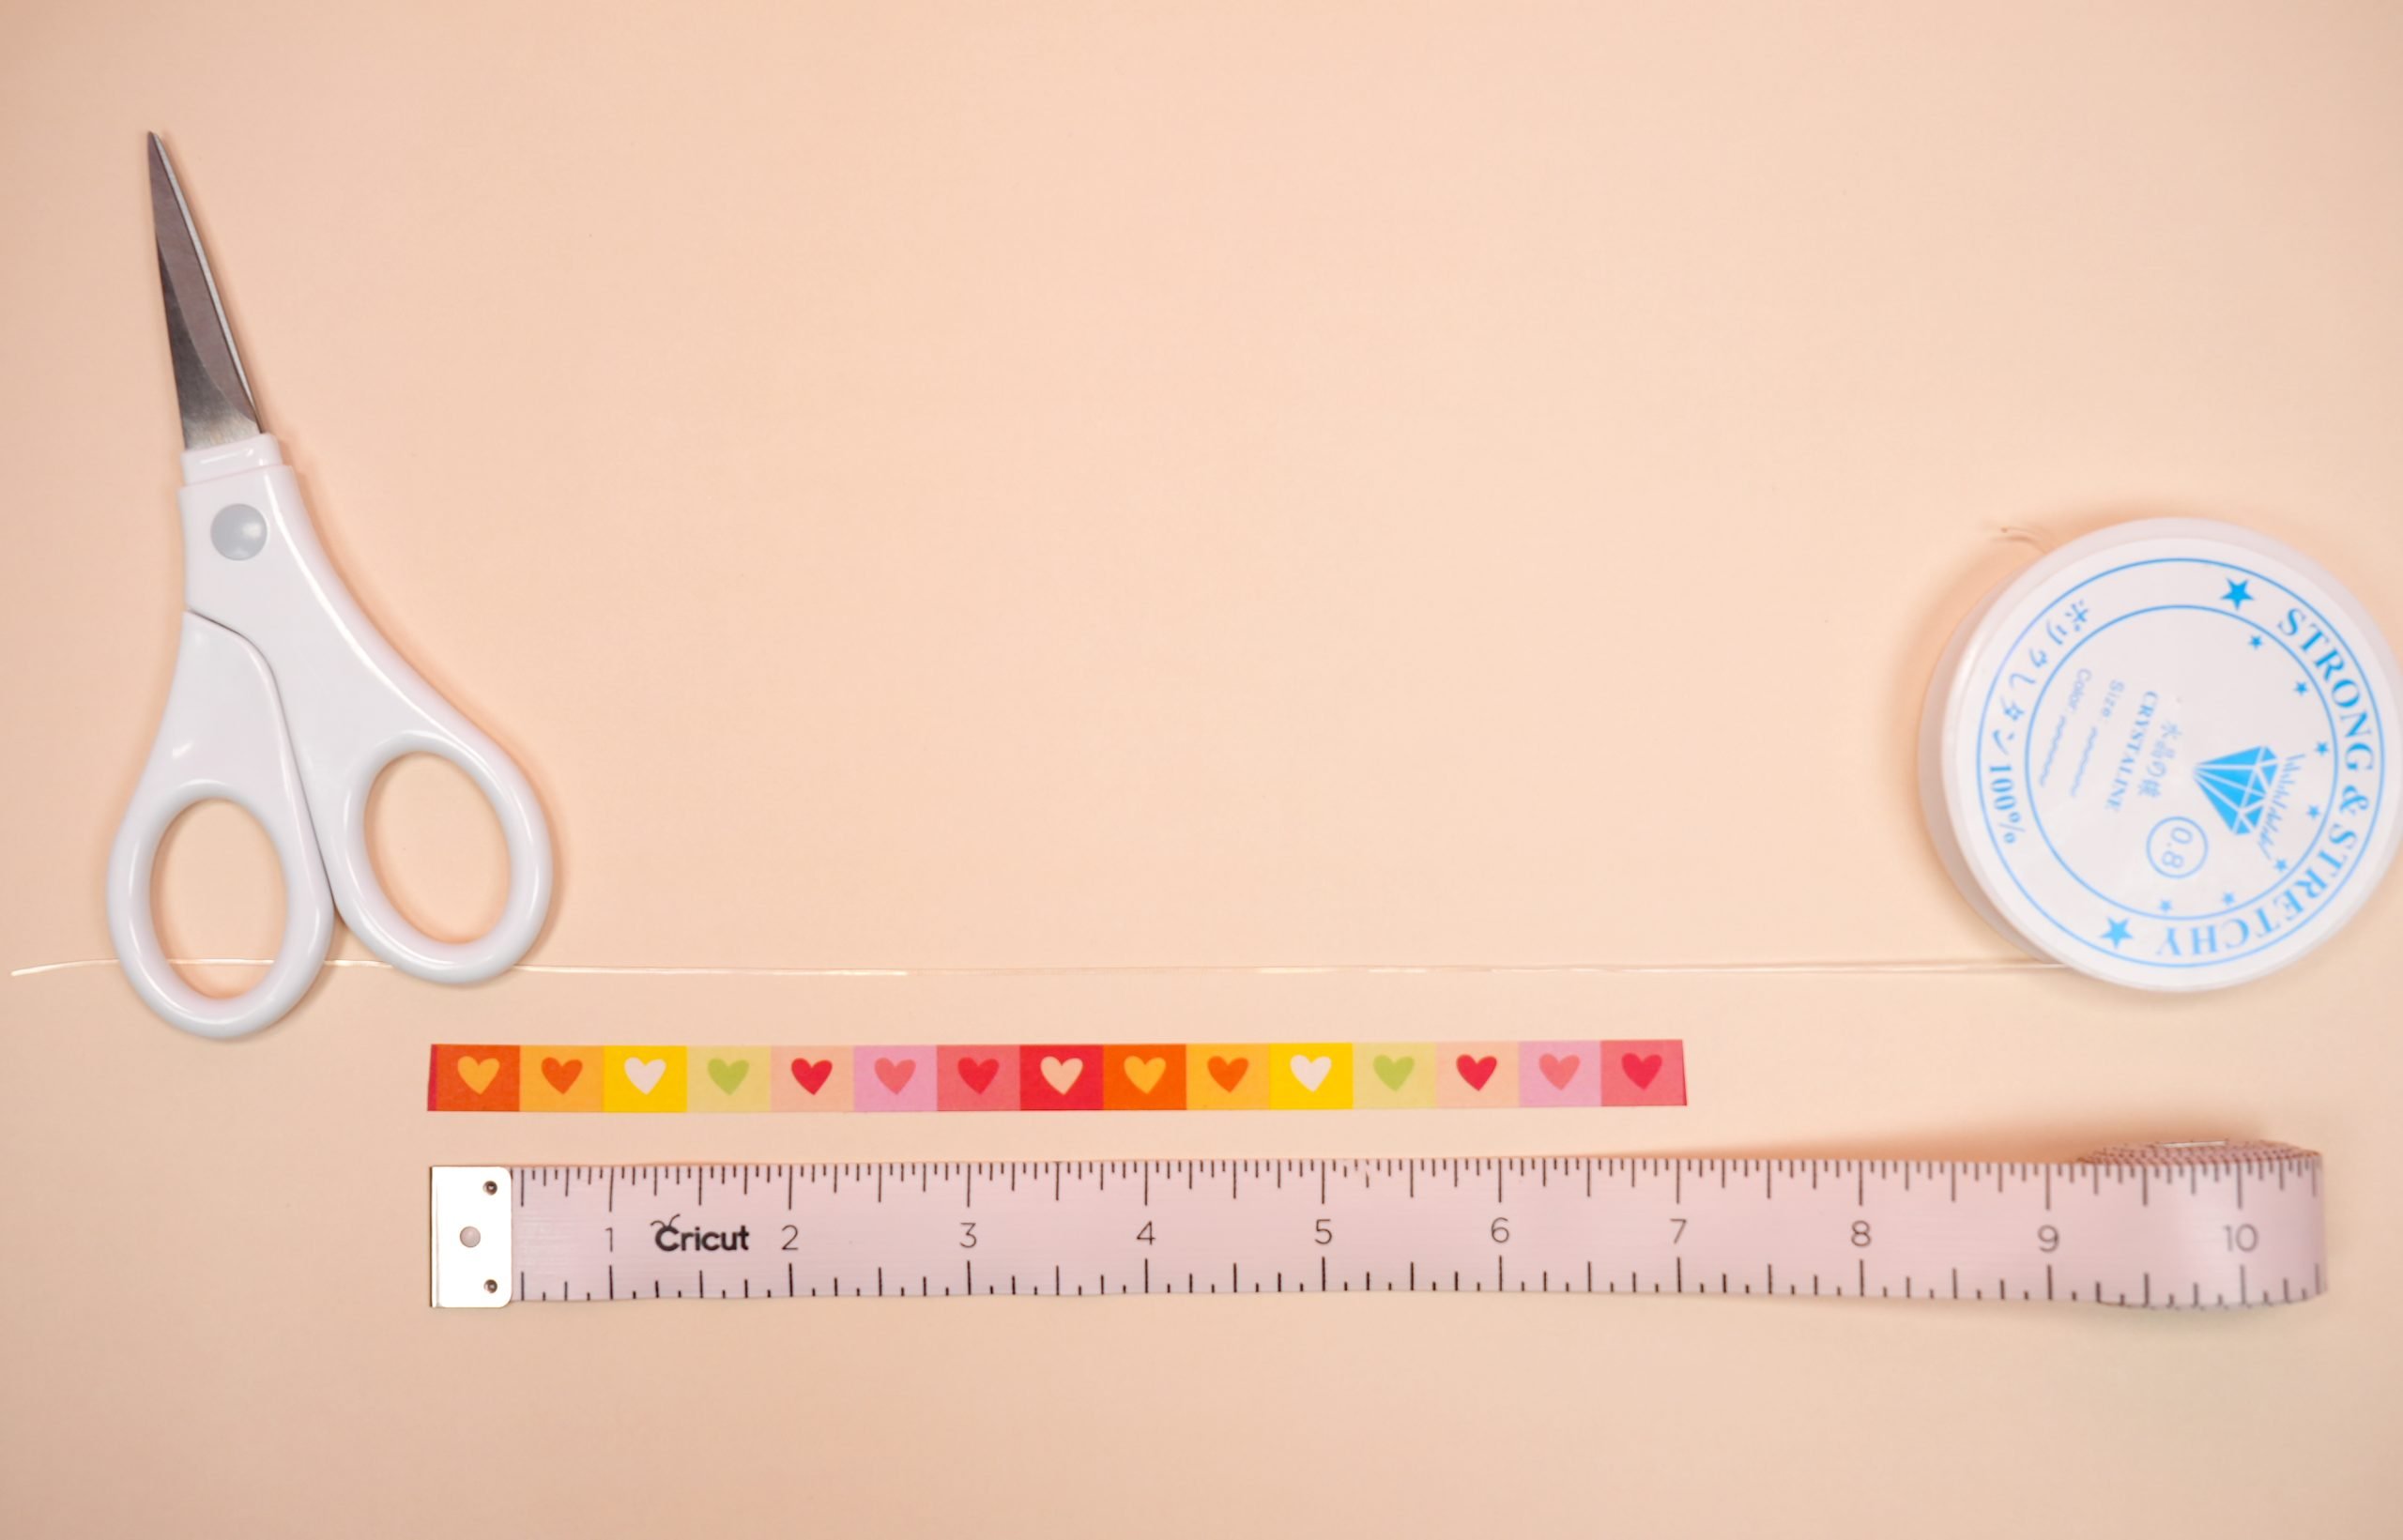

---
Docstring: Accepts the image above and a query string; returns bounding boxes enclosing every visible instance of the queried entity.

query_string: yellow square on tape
[1268,1043,1354,1110]
[602,1046,688,1112]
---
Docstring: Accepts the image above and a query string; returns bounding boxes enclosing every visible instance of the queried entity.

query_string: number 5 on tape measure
[433,1141,2322,1312]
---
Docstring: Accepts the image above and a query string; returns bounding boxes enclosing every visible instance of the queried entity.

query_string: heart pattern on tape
[435,1041,1684,1112]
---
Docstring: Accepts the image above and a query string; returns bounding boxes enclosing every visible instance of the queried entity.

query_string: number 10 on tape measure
[432,1142,2323,1312]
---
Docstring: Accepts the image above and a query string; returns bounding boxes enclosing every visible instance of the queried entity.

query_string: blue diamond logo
[2194,746,2279,834]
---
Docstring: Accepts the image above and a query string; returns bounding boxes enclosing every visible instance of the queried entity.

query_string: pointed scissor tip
[147,133,261,449]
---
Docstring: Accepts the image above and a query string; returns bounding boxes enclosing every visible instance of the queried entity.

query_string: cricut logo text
[650,1214,752,1253]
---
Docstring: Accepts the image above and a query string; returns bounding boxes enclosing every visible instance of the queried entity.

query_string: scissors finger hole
[365,754,508,943]
[151,799,286,998]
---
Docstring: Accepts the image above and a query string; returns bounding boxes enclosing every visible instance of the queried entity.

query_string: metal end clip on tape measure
[434,1141,2323,1312]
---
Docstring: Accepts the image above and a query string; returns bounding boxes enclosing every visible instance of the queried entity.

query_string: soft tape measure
[432,1140,2322,1312]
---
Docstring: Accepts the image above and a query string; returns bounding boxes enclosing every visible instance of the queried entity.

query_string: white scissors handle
[107,613,334,1037]
[109,435,556,1037]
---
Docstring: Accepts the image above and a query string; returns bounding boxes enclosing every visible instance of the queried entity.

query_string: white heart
[1290,1055,1332,1092]
[623,1058,666,1095]
[1040,1055,1084,1094]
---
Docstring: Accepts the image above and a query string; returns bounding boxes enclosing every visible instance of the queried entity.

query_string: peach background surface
[5,3,2401,1535]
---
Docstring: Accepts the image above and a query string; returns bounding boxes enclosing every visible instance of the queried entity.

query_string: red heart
[1621,1053,1663,1090]
[1456,1055,1497,1091]
[541,1057,582,1094]
[1538,1053,1579,1089]
[789,1058,834,1095]
[957,1058,999,1094]
[874,1057,917,1093]
[1207,1056,1248,1092]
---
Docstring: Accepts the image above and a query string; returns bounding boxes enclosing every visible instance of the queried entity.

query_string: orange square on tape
[1103,1044,1186,1109]
[1185,1045,1270,1110]
[518,1046,604,1111]
[429,1044,519,1111]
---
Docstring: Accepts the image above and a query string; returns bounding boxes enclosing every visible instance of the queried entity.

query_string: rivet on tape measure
[431,1140,2322,1312]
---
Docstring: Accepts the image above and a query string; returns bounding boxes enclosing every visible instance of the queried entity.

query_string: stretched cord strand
[12,954,2059,982]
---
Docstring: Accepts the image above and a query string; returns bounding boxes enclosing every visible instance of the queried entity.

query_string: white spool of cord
[1920,519,2400,990]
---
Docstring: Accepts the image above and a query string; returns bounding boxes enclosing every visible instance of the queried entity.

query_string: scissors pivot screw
[209,504,267,560]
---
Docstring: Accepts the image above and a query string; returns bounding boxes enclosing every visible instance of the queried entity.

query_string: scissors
[107,136,554,1038]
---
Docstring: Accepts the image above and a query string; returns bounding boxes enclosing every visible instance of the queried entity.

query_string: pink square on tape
[1435,1043,1518,1108]
[773,1047,853,1111]
[1600,1040,1687,1106]
[854,1046,937,1112]
[938,1046,1019,1111]
[1518,1041,1600,1106]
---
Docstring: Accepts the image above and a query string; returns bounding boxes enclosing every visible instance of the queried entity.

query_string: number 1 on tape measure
[433,1142,2322,1312]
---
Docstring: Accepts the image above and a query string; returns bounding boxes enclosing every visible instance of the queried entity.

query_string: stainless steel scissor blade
[148,132,260,450]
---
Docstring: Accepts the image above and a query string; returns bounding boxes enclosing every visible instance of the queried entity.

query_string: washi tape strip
[427,1041,1687,1113]
[430,1141,2323,1312]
